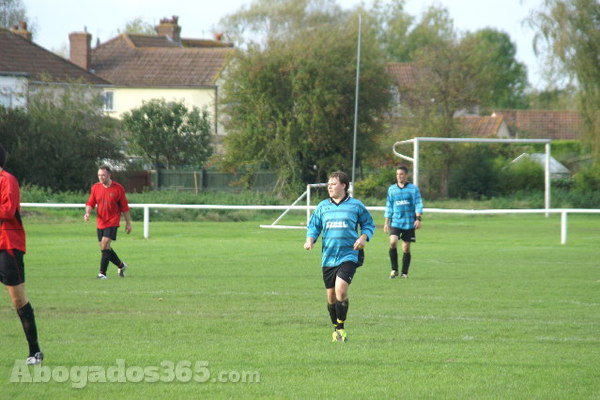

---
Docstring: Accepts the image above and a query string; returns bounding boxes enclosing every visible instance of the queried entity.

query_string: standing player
[304,171,375,342]
[384,165,423,279]
[84,165,132,279]
[0,144,44,365]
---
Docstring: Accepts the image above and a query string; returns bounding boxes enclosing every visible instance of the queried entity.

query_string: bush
[499,158,544,194]
[353,168,395,200]
[448,147,500,199]
[573,163,600,191]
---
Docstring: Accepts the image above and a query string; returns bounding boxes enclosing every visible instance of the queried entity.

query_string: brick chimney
[69,31,92,71]
[155,16,181,42]
[11,21,32,41]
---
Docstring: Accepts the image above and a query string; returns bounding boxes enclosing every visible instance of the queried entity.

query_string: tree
[121,17,155,35]
[394,34,503,198]
[219,0,391,194]
[122,99,213,169]
[529,0,600,159]
[462,29,529,109]
[0,81,123,191]
[0,0,27,28]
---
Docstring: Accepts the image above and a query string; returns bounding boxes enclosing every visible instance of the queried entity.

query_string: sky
[21,0,545,88]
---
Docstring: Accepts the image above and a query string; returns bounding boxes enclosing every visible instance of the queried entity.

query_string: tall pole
[351,13,362,194]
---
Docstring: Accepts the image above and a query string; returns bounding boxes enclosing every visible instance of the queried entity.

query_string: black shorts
[0,250,25,286]
[389,227,416,243]
[97,227,119,241]
[322,261,358,289]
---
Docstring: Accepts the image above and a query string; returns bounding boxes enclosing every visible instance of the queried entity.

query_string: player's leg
[401,240,411,278]
[97,230,112,278]
[388,233,399,278]
[104,227,127,277]
[323,267,339,340]
[332,263,357,342]
[2,251,43,364]
[326,288,337,330]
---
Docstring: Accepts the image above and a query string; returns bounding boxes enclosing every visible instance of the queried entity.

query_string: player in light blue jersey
[384,166,423,279]
[304,171,375,342]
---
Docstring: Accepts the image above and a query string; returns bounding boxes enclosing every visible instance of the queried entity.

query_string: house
[457,114,512,138]
[494,110,582,140]
[0,23,109,109]
[69,16,234,152]
[385,62,583,142]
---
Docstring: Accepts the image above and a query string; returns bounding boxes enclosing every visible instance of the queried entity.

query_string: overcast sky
[21,0,545,88]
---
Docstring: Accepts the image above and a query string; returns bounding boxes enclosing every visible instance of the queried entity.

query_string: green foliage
[353,167,395,199]
[529,0,600,158]
[122,99,213,169]
[573,162,600,191]
[0,82,123,191]
[221,2,391,195]
[499,158,545,193]
[461,29,529,109]
[448,146,501,199]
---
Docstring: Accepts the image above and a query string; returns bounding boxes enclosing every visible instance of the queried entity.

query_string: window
[103,91,114,111]
[0,88,13,108]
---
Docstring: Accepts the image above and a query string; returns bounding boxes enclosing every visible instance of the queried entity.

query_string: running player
[304,171,375,342]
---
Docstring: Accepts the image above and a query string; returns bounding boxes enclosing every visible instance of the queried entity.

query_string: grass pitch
[1,213,599,399]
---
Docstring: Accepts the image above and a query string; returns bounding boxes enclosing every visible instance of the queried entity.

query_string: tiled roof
[0,28,108,85]
[385,62,420,87]
[457,115,505,137]
[91,34,234,87]
[495,110,582,140]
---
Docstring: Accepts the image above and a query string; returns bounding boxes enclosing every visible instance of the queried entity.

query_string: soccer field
[2,214,599,399]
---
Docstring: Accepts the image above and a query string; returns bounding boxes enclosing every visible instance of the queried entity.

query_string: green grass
[2,214,599,399]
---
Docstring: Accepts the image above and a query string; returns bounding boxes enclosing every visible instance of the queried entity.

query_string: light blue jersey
[307,196,375,267]
[385,183,423,230]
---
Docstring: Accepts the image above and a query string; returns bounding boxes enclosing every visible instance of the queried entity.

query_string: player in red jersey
[84,165,132,279]
[0,144,44,365]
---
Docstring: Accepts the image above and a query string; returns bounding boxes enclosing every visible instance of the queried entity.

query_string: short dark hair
[0,144,6,168]
[397,165,409,173]
[99,165,112,174]
[329,170,350,194]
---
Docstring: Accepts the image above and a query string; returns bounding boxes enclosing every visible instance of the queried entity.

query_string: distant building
[0,23,108,109]
[511,153,571,179]
[68,16,234,152]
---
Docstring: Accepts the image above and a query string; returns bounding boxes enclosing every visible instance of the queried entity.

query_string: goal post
[259,183,328,229]
[392,137,552,214]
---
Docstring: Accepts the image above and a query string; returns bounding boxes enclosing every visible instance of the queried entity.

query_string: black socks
[17,302,40,357]
[389,248,398,271]
[334,299,349,330]
[101,248,123,273]
[402,252,411,275]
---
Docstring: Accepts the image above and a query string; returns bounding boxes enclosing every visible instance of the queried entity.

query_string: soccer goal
[393,137,553,213]
[259,183,328,229]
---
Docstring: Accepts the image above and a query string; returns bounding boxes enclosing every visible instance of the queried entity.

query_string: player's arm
[123,210,132,234]
[414,187,424,230]
[304,236,316,250]
[355,206,375,250]
[83,205,94,222]
[0,180,18,220]
[384,188,393,234]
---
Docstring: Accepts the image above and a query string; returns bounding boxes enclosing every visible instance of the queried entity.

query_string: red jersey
[86,181,130,229]
[0,170,26,252]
